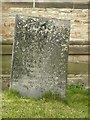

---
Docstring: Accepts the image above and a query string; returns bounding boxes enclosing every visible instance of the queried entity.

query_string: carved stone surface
[10,15,70,99]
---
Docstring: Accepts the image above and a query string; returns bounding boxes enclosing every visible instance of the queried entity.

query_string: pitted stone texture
[11,15,70,99]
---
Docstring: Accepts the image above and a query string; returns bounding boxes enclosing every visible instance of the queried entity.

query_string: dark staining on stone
[11,15,70,99]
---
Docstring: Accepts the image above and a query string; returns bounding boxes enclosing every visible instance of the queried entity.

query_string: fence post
[33,0,35,8]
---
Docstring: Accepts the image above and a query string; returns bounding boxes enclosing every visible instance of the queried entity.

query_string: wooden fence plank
[69,45,89,55]
[1,55,88,74]
[1,44,90,55]
[2,45,12,55]
[2,2,89,9]
[1,40,89,45]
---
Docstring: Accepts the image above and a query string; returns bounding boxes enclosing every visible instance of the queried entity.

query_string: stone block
[10,15,70,99]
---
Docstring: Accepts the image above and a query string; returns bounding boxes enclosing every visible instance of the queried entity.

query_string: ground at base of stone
[2,85,88,118]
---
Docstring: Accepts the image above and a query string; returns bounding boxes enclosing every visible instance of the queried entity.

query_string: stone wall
[1,2,89,89]
[2,4,88,42]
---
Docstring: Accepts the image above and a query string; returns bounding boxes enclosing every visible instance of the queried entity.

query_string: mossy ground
[2,85,89,118]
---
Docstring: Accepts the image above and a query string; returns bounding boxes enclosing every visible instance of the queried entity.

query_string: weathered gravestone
[10,15,70,99]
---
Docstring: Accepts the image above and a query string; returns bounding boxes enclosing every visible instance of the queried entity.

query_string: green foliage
[2,85,88,118]
[41,91,61,101]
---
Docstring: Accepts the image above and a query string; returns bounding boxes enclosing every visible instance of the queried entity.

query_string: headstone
[10,15,70,99]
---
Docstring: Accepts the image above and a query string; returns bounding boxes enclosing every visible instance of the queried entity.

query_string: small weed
[8,89,21,97]
[41,91,60,100]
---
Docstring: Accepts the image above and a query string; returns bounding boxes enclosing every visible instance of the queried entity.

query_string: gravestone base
[10,15,70,99]
[11,75,66,99]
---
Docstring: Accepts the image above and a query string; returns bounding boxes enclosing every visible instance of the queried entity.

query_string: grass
[2,85,89,118]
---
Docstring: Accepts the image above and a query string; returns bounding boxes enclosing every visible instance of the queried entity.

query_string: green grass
[2,85,88,118]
